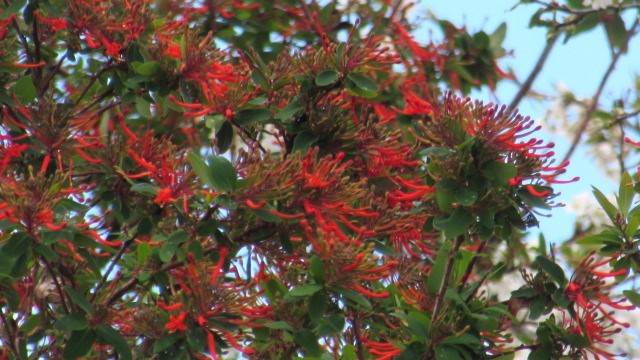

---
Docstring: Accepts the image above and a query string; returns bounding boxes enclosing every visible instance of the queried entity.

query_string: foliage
[0,0,639,359]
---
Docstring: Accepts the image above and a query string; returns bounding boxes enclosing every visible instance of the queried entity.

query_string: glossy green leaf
[455,187,477,206]
[14,75,37,104]
[315,69,340,86]
[234,108,271,125]
[275,99,303,120]
[285,284,322,298]
[623,290,640,307]
[55,313,89,331]
[0,232,31,257]
[535,256,566,287]
[427,241,451,295]
[215,121,234,154]
[64,286,94,314]
[130,183,158,197]
[0,0,27,20]
[264,321,294,331]
[188,153,214,188]
[482,161,517,187]
[293,328,322,357]
[208,155,237,192]
[95,324,133,360]
[63,329,96,360]
[592,186,618,223]
[292,131,319,154]
[442,208,473,239]
[617,171,634,217]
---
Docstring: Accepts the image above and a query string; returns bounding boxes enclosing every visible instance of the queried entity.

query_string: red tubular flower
[165,311,188,333]
[562,252,636,359]
[154,188,178,205]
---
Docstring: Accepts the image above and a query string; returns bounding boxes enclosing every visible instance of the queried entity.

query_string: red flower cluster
[564,252,635,359]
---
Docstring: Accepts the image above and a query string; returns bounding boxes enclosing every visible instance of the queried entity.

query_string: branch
[456,234,486,292]
[506,31,560,115]
[0,308,19,358]
[90,238,134,302]
[431,235,464,325]
[560,18,640,165]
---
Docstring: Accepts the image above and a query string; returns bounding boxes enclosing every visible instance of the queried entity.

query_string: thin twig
[0,308,19,357]
[41,257,71,314]
[456,234,486,293]
[561,18,640,165]
[91,238,134,302]
[352,311,365,360]
[431,235,464,325]
[506,31,560,115]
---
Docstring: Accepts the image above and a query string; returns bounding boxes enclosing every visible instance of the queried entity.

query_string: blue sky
[415,0,640,242]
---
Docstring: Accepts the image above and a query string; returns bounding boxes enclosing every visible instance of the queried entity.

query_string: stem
[91,238,133,302]
[505,31,560,115]
[38,50,69,98]
[41,257,71,314]
[352,311,365,360]
[0,308,19,357]
[105,245,220,306]
[456,234,486,292]
[431,235,464,325]
[560,18,640,165]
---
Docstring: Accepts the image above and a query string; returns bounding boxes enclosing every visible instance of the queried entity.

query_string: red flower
[155,188,178,205]
[165,311,188,333]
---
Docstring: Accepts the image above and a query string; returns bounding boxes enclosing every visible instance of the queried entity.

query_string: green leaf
[346,73,378,98]
[293,328,322,357]
[617,171,634,217]
[275,99,303,120]
[439,333,481,346]
[623,290,640,307]
[309,255,326,284]
[434,345,460,360]
[592,186,618,223]
[187,326,207,351]
[0,0,27,21]
[159,242,177,263]
[264,321,294,331]
[292,131,319,154]
[308,291,327,323]
[35,243,59,262]
[333,286,372,310]
[315,69,340,86]
[455,187,477,206]
[576,232,621,246]
[208,156,237,192]
[130,183,158,197]
[234,108,271,125]
[247,205,283,223]
[215,121,234,153]
[64,286,94,314]
[442,208,473,239]
[14,75,37,104]
[63,329,96,359]
[341,344,357,360]
[137,242,151,265]
[285,284,322,298]
[95,324,133,360]
[427,241,451,295]
[131,61,162,76]
[535,256,566,287]
[55,313,89,331]
[490,22,507,50]
[189,153,214,187]
[167,230,188,244]
[482,161,517,187]
[0,232,31,257]
[406,311,431,340]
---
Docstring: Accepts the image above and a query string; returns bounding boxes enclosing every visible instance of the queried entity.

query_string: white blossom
[583,0,620,10]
